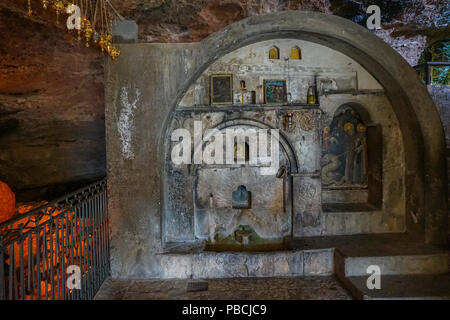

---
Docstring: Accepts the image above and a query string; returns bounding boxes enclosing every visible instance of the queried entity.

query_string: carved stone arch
[191,118,299,174]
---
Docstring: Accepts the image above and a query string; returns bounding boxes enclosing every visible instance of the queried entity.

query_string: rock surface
[0,5,105,201]
[0,0,447,200]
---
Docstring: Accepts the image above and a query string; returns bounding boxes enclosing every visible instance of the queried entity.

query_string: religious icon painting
[321,105,368,188]
[264,79,287,104]
[210,74,233,105]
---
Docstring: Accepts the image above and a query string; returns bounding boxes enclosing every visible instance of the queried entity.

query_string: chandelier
[27,0,122,60]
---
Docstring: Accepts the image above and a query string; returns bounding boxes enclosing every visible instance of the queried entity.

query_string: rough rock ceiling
[1,0,448,42]
[0,0,448,200]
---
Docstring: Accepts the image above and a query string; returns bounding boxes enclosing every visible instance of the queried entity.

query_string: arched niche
[189,119,299,173]
[290,46,302,60]
[269,46,280,60]
[321,104,382,212]
[158,11,446,245]
[186,121,296,249]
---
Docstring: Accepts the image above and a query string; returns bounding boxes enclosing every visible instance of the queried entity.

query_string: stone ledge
[156,249,334,279]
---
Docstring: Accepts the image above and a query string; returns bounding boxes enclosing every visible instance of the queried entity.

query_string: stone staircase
[340,274,450,300]
[293,234,450,299]
[334,239,450,299]
[325,144,450,299]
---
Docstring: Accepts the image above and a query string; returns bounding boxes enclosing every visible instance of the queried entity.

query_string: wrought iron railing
[414,61,450,85]
[0,179,109,300]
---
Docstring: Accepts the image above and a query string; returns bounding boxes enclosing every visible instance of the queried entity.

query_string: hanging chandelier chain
[27,0,121,60]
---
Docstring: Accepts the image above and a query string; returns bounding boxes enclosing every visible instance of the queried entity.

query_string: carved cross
[237,80,247,104]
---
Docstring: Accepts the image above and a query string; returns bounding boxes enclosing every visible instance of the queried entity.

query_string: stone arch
[269,46,280,59]
[190,118,299,174]
[161,11,447,244]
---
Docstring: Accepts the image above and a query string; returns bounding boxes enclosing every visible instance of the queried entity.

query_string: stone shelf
[321,89,385,96]
[175,103,321,112]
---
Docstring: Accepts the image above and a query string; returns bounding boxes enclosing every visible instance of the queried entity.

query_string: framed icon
[210,74,233,105]
[264,79,287,104]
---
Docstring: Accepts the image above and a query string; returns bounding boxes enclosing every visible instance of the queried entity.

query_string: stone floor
[94,276,352,300]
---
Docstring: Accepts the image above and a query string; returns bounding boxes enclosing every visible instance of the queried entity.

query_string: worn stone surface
[94,276,352,300]
[112,20,139,43]
[346,274,450,300]
[343,253,450,276]
[428,86,450,234]
[106,43,205,278]
[331,234,450,299]
[157,250,322,279]
[0,7,105,201]
[428,86,450,145]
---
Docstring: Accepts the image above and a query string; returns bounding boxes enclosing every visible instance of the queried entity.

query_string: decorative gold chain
[27,0,121,60]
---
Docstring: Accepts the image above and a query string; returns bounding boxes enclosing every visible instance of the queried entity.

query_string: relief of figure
[322,126,331,151]
[343,123,356,183]
[321,153,341,185]
[353,124,367,184]
[321,106,368,187]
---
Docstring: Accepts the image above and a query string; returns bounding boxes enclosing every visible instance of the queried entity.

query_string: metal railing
[414,61,450,85]
[0,179,109,300]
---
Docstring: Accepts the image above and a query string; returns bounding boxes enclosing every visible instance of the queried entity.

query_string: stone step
[158,248,334,279]
[344,274,450,300]
[335,250,449,277]
[334,248,450,299]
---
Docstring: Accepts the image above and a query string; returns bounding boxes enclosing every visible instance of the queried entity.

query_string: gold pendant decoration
[84,20,93,47]
[53,1,65,24]
[28,0,32,16]
[26,0,122,60]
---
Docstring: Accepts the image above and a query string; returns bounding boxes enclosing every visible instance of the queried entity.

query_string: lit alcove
[290,46,301,60]
[269,46,280,59]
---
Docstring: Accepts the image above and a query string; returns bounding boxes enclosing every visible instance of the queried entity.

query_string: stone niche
[163,39,406,250]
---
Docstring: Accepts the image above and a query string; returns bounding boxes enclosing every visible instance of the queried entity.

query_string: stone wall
[427,85,450,234]
[428,86,450,145]
[0,8,105,201]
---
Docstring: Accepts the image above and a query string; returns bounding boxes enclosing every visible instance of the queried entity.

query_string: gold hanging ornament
[84,19,93,47]
[26,0,121,60]
[28,0,32,16]
[53,1,65,24]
